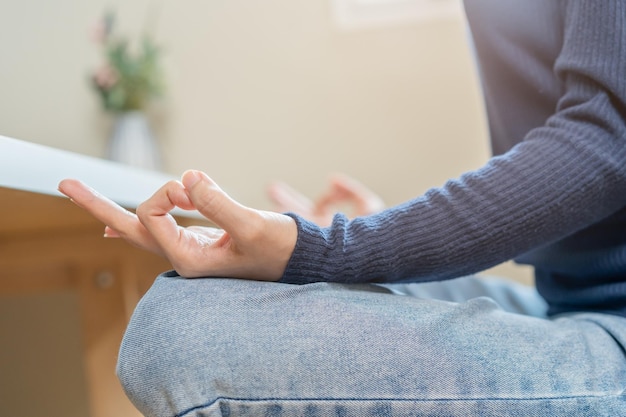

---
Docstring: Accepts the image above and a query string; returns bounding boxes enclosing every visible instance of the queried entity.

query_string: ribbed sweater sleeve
[280,1,626,285]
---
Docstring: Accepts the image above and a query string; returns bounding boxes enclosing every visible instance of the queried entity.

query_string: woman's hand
[58,170,297,281]
[267,173,385,226]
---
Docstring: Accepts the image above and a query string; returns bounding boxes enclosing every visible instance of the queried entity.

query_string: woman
[60,1,626,415]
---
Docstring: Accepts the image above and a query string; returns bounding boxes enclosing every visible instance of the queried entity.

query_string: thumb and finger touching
[266,174,385,226]
[181,170,259,241]
[136,170,295,280]
[315,174,385,218]
[59,170,297,281]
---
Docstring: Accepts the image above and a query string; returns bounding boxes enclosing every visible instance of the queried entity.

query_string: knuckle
[193,184,224,214]
[135,201,149,219]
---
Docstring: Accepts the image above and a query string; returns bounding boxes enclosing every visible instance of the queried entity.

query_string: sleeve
[280,1,626,285]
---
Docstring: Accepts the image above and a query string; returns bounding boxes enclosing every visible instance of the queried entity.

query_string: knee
[117,274,239,416]
[117,274,185,416]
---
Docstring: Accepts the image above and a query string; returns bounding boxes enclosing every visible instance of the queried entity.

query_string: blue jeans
[117,272,626,416]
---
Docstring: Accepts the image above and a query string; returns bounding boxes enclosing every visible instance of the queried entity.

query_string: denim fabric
[117,273,626,416]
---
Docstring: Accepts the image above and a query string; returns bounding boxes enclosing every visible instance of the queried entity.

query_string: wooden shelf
[0,137,206,417]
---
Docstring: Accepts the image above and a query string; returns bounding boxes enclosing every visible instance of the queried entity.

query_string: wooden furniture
[0,136,203,416]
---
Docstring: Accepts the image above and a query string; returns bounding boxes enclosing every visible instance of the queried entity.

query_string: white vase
[106,111,162,171]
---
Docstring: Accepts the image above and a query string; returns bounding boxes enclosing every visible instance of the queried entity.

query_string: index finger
[134,180,197,258]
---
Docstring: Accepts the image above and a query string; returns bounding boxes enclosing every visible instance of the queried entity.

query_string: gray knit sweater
[280,0,626,317]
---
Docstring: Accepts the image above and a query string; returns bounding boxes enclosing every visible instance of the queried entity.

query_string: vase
[106,111,162,171]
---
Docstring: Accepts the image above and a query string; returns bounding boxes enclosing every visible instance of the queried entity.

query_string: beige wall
[1,0,489,204]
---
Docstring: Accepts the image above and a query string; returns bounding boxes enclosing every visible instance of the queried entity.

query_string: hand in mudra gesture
[267,173,385,226]
[58,170,297,281]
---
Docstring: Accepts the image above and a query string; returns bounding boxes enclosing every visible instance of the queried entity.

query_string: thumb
[182,170,252,234]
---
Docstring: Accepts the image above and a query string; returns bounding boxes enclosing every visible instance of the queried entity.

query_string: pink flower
[94,64,118,90]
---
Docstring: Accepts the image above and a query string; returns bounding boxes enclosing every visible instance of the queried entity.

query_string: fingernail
[182,170,203,188]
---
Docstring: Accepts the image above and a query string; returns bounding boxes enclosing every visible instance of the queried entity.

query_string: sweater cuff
[279,213,335,284]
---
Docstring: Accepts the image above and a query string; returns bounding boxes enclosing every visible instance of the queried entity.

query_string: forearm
[280,126,626,284]
[280,0,626,285]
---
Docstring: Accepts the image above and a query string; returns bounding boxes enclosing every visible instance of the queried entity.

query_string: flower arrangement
[91,11,164,112]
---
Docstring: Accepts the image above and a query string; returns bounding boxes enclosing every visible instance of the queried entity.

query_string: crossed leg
[117,273,626,417]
